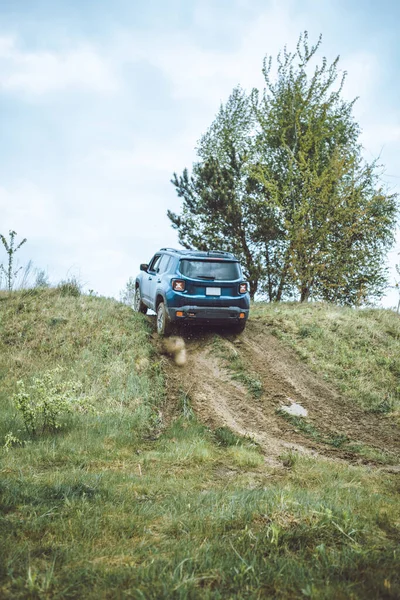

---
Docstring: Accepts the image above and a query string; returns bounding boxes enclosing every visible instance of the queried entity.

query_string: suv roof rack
[159,247,237,260]
[184,250,236,259]
[207,250,231,256]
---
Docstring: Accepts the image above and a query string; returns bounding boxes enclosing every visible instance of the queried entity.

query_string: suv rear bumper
[167,305,249,323]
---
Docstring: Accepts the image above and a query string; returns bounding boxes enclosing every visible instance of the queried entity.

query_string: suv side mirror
[140,263,149,272]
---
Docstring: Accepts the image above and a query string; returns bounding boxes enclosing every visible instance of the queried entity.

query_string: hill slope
[252,302,400,415]
[0,290,399,599]
[164,305,400,468]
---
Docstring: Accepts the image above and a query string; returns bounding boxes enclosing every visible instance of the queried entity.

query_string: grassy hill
[252,302,400,416]
[0,289,399,599]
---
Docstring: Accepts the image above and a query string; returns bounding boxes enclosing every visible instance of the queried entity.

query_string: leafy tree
[0,230,27,291]
[169,33,398,305]
[252,32,397,304]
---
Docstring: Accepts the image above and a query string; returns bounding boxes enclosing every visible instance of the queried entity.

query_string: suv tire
[232,322,246,334]
[157,301,172,336]
[134,287,148,314]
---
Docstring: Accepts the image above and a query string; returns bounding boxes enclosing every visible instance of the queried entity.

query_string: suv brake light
[239,283,248,294]
[172,279,185,292]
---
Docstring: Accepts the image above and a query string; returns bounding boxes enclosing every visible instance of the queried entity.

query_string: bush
[13,369,93,436]
[57,277,81,297]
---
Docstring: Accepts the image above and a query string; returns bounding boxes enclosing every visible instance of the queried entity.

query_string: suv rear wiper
[196,275,216,280]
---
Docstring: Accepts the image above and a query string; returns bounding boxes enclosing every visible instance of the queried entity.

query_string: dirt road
[155,319,400,468]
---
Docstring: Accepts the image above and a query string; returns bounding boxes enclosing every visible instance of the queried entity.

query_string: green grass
[1,291,399,598]
[277,410,399,465]
[252,302,400,414]
[0,288,164,448]
[277,409,350,448]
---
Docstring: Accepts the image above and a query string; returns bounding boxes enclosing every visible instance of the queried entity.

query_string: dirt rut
[158,319,400,468]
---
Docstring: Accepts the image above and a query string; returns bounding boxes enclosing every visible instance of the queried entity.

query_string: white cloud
[118,2,304,105]
[341,51,380,106]
[339,50,400,178]
[0,35,117,95]
[0,183,58,234]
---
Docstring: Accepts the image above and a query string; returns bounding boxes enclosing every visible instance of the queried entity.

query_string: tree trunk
[300,285,310,302]
[276,263,289,302]
[276,245,292,302]
[249,280,258,300]
[265,245,274,302]
[239,224,258,299]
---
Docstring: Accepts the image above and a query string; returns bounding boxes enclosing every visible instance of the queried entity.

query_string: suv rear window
[179,260,240,281]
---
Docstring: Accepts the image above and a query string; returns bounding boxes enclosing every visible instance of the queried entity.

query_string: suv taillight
[239,283,248,294]
[172,279,185,292]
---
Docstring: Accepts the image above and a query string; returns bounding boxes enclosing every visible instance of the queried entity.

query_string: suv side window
[157,255,171,274]
[148,255,161,272]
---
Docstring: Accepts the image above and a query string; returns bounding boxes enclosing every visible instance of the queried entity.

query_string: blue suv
[134,248,250,335]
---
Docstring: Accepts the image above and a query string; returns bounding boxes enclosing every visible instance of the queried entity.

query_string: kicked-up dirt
[153,318,400,469]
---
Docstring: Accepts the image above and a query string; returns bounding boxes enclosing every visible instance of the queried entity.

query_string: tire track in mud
[156,319,400,469]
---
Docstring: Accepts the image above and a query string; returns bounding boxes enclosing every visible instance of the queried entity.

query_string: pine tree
[168,87,266,298]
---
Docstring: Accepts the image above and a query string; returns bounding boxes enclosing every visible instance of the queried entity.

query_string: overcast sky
[1,0,399,306]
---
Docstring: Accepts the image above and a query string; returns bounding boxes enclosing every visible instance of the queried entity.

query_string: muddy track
[153,318,400,469]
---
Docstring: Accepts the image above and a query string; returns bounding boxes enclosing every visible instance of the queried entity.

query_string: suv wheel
[134,287,148,314]
[157,301,171,336]
[233,321,246,334]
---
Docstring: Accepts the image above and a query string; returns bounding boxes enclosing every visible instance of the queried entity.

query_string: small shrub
[57,277,81,297]
[13,369,93,436]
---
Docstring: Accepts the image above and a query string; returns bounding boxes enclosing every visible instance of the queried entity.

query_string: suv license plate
[206,287,221,296]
